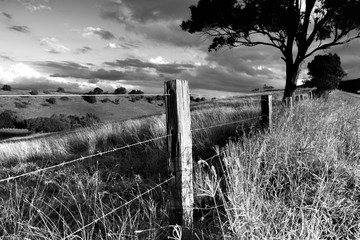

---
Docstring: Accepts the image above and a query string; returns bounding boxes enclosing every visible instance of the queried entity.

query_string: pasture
[0,90,359,239]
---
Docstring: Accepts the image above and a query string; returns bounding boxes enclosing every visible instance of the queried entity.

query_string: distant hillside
[339,79,360,93]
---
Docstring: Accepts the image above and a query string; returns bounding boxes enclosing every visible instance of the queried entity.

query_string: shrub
[0,110,19,128]
[56,87,65,93]
[14,102,28,108]
[100,98,111,103]
[46,98,56,104]
[60,96,70,101]
[43,90,50,94]
[26,114,70,133]
[114,87,127,94]
[2,85,11,91]
[146,97,155,103]
[29,90,39,95]
[82,92,96,104]
[156,95,164,101]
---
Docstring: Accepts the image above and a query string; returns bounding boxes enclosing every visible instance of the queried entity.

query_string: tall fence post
[165,79,193,239]
[261,94,272,129]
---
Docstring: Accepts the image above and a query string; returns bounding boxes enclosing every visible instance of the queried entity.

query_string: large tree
[181,0,360,100]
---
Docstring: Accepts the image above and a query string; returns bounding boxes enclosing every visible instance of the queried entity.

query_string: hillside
[0,89,165,122]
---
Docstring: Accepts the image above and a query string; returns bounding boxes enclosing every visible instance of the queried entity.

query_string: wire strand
[0,94,169,97]
[62,176,174,240]
[192,115,265,132]
[0,135,170,184]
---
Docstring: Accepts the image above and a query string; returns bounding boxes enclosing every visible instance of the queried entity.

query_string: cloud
[100,0,197,23]
[40,37,70,54]
[0,55,14,62]
[105,57,195,74]
[36,61,127,80]
[75,46,92,54]
[82,27,115,40]
[1,12,12,19]
[9,25,30,33]
[18,0,51,12]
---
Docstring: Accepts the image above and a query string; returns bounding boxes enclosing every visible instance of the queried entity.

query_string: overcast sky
[0,0,359,96]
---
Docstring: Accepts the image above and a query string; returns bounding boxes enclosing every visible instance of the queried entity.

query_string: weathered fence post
[261,94,272,129]
[165,79,193,239]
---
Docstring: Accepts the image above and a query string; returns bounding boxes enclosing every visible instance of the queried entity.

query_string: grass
[0,91,359,239]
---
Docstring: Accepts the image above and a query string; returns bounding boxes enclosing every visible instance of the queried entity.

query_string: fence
[0,80,315,239]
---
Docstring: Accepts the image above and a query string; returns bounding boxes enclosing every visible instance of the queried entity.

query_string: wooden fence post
[165,79,193,239]
[261,94,272,129]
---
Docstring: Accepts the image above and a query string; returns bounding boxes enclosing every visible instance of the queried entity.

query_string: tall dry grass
[196,91,360,239]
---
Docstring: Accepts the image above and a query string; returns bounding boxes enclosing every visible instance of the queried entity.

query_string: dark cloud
[105,58,195,74]
[9,25,30,33]
[36,61,127,80]
[0,55,13,61]
[100,0,197,23]
[75,46,92,54]
[1,12,12,19]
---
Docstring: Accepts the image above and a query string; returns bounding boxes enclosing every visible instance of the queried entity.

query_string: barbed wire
[0,93,169,97]
[0,134,170,184]
[191,115,265,132]
[62,176,174,240]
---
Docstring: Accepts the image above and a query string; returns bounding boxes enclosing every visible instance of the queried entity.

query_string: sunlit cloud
[82,27,115,40]
[40,37,70,54]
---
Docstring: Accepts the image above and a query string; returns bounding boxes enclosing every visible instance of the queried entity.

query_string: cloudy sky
[0,0,359,96]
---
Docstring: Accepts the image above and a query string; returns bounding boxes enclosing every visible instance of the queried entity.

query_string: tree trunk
[283,61,300,103]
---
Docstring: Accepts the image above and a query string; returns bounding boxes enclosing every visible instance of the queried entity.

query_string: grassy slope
[0,89,164,122]
[0,90,359,239]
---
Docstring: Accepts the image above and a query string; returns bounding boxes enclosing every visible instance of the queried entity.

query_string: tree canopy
[306,53,346,92]
[181,0,360,99]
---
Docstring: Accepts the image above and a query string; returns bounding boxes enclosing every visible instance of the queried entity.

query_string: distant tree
[82,91,97,104]
[56,87,65,93]
[2,85,11,91]
[307,53,346,96]
[29,90,39,95]
[128,89,144,95]
[93,87,104,95]
[182,0,360,101]
[252,88,260,92]
[46,97,56,104]
[114,87,127,94]
[263,84,274,91]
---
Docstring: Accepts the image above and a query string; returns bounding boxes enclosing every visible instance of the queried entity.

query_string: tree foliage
[307,53,346,92]
[114,87,127,94]
[181,0,360,98]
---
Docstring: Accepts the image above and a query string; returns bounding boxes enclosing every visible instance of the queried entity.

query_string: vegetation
[2,85,11,91]
[306,53,347,96]
[46,97,56,104]
[82,94,96,104]
[114,87,127,94]
[0,110,23,128]
[29,90,39,95]
[56,87,65,93]
[0,92,359,239]
[181,0,360,99]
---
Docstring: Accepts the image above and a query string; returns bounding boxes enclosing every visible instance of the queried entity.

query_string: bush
[2,85,11,91]
[100,98,112,103]
[60,96,70,101]
[82,92,96,104]
[26,114,70,133]
[56,87,65,93]
[43,90,50,94]
[68,113,100,129]
[29,90,39,95]
[114,87,127,94]
[146,97,155,103]
[46,98,56,104]
[14,102,28,108]
[0,110,19,128]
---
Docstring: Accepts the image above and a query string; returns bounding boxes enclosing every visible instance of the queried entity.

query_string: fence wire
[0,134,170,184]
[0,93,169,97]
[62,176,174,240]
[192,115,265,132]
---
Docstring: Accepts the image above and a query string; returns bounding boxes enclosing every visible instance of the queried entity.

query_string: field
[0,90,359,239]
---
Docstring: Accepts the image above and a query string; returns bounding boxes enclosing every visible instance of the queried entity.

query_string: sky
[0,0,360,97]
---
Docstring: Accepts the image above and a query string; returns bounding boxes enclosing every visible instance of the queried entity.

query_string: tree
[93,87,104,95]
[2,85,11,91]
[181,0,360,100]
[307,53,346,95]
[114,87,127,94]
[56,87,65,93]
